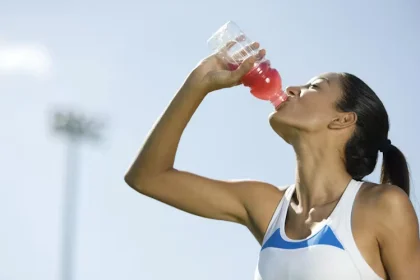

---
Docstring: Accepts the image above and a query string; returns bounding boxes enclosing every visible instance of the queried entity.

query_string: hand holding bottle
[185,41,266,94]
[207,21,288,108]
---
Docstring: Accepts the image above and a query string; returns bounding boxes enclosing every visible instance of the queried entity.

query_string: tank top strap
[328,179,363,224]
[277,184,295,224]
[282,183,296,203]
[261,184,295,245]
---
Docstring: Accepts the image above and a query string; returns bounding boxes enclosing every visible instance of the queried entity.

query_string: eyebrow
[308,77,330,86]
[315,77,330,84]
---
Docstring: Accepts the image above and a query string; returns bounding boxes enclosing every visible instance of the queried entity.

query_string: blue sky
[1,0,419,279]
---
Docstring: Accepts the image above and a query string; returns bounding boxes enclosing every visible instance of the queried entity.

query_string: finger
[220,35,246,52]
[231,55,257,80]
[221,40,237,52]
[234,48,265,67]
[256,49,266,60]
[231,49,266,80]
[216,40,240,65]
[231,42,260,61]
[244,41,260,52]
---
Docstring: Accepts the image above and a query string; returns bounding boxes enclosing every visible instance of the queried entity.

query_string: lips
[275,96,290,111]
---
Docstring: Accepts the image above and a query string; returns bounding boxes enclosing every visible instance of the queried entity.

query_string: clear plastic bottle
[207,21,288,108]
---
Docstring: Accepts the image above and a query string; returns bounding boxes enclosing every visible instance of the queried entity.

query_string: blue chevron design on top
[261,225,344,251]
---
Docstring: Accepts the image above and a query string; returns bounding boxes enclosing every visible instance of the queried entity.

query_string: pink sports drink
[207,21,288,108]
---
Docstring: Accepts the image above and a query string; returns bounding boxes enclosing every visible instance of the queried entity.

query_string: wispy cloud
[0,43,52,79]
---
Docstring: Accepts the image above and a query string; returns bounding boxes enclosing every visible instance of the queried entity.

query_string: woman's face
[269,72,345,141]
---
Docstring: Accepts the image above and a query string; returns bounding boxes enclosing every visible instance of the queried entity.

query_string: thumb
[230,56,257,81]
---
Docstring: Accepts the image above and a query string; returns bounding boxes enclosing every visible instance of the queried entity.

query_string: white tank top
[255,179,383,280]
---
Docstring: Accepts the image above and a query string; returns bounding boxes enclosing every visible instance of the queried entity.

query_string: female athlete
[124,43,420,279]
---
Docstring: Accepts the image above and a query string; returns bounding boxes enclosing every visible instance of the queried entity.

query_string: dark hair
[337,73,410,195]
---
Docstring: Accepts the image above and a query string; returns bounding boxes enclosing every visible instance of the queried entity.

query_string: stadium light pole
[52,110,104,280]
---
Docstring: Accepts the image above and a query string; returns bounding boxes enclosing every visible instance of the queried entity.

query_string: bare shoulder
[357,182,414,216]
[234,179,286,201]
[236,179,286,218]
[356,182,419,238]
[235,179,287,244]
[356,184,420,278]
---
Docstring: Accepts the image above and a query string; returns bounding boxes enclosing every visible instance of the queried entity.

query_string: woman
[124,43,420,279]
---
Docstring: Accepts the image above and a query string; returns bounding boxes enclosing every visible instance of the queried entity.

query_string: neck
[292,136,352,210]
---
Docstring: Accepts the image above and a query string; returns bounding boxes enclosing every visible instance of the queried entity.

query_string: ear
[328,112,357,130]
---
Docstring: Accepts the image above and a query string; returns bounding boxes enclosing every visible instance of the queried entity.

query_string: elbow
[124,171,146,193]
[124,166,173,193]
[124,173,134,187]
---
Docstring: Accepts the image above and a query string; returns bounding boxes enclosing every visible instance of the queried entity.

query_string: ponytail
[337,73,410,194]
[380,144,410,196]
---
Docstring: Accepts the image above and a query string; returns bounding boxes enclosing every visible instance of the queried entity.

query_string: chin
[268,109,289,127]
[268,112,295,144]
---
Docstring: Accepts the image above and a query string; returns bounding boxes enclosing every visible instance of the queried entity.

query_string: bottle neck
[269,90,288,108]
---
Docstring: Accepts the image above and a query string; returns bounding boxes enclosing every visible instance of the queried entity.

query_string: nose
[285,86,301,97]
